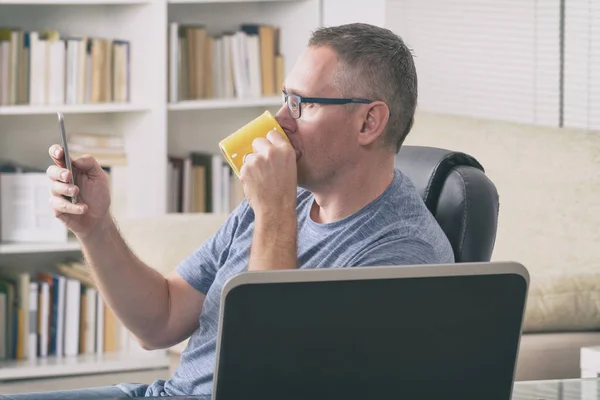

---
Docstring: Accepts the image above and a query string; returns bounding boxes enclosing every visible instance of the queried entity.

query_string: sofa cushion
[117,213,600,333]
[523,268,600,333]
[116,213,229,276]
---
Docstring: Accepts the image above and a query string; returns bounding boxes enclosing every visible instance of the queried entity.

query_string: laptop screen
[214,271,527,400]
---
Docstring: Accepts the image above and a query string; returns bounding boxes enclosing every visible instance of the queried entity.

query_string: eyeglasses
[282,90,374,120]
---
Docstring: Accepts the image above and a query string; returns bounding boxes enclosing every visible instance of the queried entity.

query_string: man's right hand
[46,144,203,350]
[47,144,112,239]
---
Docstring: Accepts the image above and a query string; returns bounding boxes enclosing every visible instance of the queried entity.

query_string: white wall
[322,0,386,27]
[405,111,600,276]
[385,0,561,128]
[321,0,600,277]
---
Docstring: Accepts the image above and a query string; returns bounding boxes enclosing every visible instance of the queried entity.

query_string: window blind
[385,0,561,127]
[563,0,600,130]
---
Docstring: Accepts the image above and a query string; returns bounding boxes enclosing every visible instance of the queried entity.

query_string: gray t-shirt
[143,168,454,396]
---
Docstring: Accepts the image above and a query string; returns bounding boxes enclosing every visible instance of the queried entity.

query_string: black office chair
[395,145,499,263]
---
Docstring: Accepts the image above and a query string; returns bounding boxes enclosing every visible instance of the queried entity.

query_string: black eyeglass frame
[282,90,374,119]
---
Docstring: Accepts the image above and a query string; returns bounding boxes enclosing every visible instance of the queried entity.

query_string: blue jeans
[0,383,148,399]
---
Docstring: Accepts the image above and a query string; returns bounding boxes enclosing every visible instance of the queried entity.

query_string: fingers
[47,165,86,215]
[47,144,88,217]
[243,131,292,167]
[251,131,288,152]
[251,137,271,153]
[242,138,268,167]
[50,179,79,199]
[46,164,72,183]
[266,130,289,146]
[49,144,66,168]
[49,193,87,215]
[49,145,102,176]
[243,153,254,164]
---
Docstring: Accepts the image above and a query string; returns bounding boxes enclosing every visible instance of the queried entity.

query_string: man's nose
[275,103,293,128]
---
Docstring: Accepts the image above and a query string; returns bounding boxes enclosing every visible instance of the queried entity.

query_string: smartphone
[57,112,78,204]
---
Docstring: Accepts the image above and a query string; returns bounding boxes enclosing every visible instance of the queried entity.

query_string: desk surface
[582,346,600,376]
[96,378,600,400]
[512,378,600,399]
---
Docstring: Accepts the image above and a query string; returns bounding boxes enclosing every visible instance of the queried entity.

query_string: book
[64,279,81,356]
[38,280,50,357]
[0,270,29,360]
[27,282,38,360]
[0,172,68,243]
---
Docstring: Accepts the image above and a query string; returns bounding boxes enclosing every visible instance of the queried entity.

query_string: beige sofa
[403,111,600,381]
[516,268,600,380]
[117,212,600,382]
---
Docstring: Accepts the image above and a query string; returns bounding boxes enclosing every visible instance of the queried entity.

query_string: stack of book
[0,161,67,244]
[168,23,283,102]
[0,27,130,106]
[167,152,245,215]
[0,261,140,361]
[66,133,128,220]
[67,133,127,168]
[0,133,127,244]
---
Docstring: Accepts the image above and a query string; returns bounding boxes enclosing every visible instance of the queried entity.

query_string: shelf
[168,96,282,111]
[0,240,81,254]
[0,0,151,4]
[0,351,168,381]
[0,104,150,116]
[168,0,298,3]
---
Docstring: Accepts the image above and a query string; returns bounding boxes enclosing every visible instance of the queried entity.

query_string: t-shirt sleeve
[348,237,452,267]
[176,202,250,294]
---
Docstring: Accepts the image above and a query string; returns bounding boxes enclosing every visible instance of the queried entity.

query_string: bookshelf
[168,0,300,3]
[0,0,150,4]
[0,350,168,381]
[0,0,322,387]
[0,240,81,254]
[0,104,150,115]
[168,96,281,111]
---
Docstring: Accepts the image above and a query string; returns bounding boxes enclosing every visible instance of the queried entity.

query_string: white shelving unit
[0,104,150,115]
[166,0,320,156]
[0,0,322,387]
[0,240,81,254]
[0,0,166,387]
[168,96,282,111]
[0,1,168,219]
[0,350,168,381]
[169,0,299,3]
[0,0,149,4]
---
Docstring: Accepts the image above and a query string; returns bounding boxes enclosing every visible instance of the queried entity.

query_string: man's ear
[357,101,390,146]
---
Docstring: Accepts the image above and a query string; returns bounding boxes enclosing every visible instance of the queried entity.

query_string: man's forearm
[79,215,171,347]
[248,208,297,271]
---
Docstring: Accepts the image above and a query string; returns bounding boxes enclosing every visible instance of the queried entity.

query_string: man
[2,23,453,399]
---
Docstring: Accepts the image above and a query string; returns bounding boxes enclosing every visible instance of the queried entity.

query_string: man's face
[275,46,361,191]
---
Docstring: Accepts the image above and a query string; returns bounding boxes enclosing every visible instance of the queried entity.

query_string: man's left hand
[240,130,297,216]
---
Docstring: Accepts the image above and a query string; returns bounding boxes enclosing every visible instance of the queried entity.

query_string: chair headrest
[395,146,485,212]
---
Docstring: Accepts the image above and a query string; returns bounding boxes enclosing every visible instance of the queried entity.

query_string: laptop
[212,261,529,400]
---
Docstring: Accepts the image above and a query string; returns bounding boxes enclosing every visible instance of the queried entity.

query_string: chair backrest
[395,145,499,262]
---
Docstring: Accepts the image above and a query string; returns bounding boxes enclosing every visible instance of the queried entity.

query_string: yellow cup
[219,110,289,178]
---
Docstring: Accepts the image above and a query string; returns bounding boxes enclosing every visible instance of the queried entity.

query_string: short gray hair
[308,23,418,153]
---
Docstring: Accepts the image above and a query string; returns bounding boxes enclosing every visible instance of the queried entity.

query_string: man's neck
[309,157,396,224]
